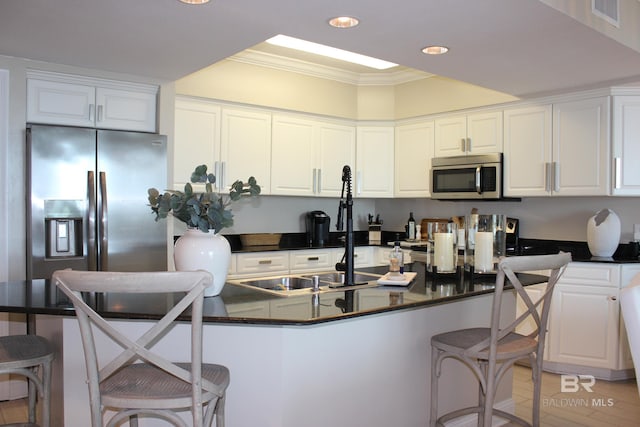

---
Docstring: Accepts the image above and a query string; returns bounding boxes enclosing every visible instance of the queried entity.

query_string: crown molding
[228,49,433,86]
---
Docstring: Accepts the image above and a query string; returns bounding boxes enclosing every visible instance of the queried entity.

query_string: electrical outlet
[634,224,640,241]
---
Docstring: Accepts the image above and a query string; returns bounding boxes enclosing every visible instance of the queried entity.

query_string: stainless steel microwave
[431,153,503,199]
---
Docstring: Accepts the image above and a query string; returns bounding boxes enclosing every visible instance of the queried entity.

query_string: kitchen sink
[229,271,382,296]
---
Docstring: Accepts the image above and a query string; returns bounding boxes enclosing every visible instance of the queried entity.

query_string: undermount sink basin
[238,276,315,291]
[301,271,382,286]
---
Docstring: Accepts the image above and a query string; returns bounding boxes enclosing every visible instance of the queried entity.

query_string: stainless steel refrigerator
[26,124,168,279]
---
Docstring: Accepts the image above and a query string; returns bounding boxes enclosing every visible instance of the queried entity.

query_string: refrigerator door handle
[99,171,108,271]
[87,171,97,271]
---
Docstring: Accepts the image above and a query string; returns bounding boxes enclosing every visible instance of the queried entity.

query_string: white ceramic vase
[174,228,231,297]
[587,209,621,258]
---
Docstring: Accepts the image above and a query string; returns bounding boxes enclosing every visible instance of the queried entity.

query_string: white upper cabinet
[174,97,272,194]
[504,96,610,197]
[434,111,503,157]
[355,126,394,198]
[394,120,434,197]
[612,95,640,195]
[27,71,157,132]
[504,104,552,196]
[221,108,272,194]
[271,114,355,197]
[174,97,221,189]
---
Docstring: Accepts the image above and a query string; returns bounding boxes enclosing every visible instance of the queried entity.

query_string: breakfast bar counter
[0,267,547,427]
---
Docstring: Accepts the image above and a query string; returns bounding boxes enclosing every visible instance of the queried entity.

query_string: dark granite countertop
[0,264,548,326]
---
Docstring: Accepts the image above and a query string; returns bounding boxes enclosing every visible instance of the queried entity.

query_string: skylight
[265,35,398,70]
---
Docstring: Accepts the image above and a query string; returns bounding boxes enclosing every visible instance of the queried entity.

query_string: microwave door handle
[475,166,482,194]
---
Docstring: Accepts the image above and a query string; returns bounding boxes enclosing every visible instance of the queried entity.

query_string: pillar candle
[434,232,454,271]
[475,231,494,272]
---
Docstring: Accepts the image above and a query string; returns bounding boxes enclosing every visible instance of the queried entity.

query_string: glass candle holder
[466,214,506,274]
[428,222,458,274]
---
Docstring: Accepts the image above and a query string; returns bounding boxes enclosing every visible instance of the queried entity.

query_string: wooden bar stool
[430,253,571,427]
[0,335,54,427]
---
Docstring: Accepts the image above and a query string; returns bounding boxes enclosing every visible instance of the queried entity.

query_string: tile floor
[0,365,638,425]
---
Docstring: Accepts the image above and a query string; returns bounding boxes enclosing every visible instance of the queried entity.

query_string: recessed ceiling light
[266,35,398,70]
[178,0,210,4]
[328,16,360,29]
[422,45,449,55]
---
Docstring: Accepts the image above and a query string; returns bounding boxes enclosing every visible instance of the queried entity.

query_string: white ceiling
[2,0,640,97]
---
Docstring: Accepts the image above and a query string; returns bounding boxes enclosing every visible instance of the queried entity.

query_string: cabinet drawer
[234,252,289,277]
[559,262,620,288]
[289,249,333,272]
[333,246,374,267]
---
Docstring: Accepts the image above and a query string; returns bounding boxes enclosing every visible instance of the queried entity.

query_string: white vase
[587,209,621,258]
[174,229,231,297]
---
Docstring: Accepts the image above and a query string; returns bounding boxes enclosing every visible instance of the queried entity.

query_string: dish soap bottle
[407,212,416,241]
[389,240,404,275]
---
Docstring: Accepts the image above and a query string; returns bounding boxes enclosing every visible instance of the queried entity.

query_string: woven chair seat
[101,362,230,408]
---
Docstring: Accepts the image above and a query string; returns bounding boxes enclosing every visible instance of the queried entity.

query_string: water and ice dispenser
[45,217,82,258]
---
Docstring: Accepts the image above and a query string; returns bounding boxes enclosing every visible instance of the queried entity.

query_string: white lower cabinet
[232,251,289,278]
[541,262,635,379]
[289,249,334,273]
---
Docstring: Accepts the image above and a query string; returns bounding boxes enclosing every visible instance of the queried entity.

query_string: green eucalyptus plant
[148,165,260,234]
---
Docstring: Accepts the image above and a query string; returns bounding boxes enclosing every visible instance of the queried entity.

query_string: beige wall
[176,59,518,120]
[176,60,359,119]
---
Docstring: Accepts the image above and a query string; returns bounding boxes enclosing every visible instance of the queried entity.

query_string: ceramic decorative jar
[587,209,621,258]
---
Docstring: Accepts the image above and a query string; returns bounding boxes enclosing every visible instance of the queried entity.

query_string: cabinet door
[316,122,356,197]
[95,86,157,132]
[355,126,394,198]
[221,108,272,195]
[434,115,466,157]
[548,283,619,369]
[467,111,503,154]
[503,104,552,197]
[394,121,434,197]
[27,78,95,127]
[174,98,221,189]
[552,97,610,196]
[612,96,640,195]
[547,263,620,369]
[271,115,316,196]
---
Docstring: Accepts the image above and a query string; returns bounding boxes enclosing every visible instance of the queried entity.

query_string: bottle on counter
[389,240,404,275]
[407,212,416,241]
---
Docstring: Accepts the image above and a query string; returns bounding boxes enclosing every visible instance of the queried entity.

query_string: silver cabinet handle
[317,168,322,193]
[356,171,362,195]
[220,161,226,190]
[614,157,621,189]
[312,168,317,193]
[97,105,103,123]
[89,104,95,122]
[553,161,560,192]
[258,260,272,265]
[87,171,96,271]
[460,138,466,152]
[544,162,551,192]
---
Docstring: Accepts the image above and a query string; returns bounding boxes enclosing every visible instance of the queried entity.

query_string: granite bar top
[0,264,547,326]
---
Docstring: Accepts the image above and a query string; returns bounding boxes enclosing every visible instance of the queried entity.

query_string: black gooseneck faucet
[335,165,355,286]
